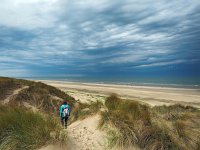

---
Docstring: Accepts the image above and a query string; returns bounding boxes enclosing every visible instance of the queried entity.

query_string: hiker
[60,101,70,128]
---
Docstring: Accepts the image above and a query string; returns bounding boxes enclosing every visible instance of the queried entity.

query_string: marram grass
[100,94,200,150]
[0,105,61,150]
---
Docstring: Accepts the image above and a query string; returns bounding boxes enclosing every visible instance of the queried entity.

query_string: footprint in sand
[66,115,107,150]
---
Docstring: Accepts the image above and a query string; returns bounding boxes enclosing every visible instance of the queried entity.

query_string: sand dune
[1,86,28,104]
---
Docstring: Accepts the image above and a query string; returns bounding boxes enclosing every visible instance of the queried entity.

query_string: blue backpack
[61,105,70,117]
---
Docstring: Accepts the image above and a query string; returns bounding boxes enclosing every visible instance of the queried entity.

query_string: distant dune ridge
[1,77,200,150]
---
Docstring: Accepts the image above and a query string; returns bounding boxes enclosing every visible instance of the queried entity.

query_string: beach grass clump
[100,94,200,150]
[106,128,123,149]
[173,119,200,149]
[104,94,151,124]
[74,100,104,120]
[12,87,55,112]
[100,94,153,149]
[0,104,61,150]
[153,104,199,114]
[152,104,200,150]
[0,77,20,100]
[174,120,187,138]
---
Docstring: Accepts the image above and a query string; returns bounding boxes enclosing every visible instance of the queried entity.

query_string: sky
[0,0,200,82]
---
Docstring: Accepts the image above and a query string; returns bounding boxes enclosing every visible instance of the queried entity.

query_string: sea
[22,76,200,89]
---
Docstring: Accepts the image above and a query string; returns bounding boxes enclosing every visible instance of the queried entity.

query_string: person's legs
[64,116,68,128]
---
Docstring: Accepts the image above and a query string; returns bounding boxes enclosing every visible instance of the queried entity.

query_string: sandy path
[1,86,28,104]
[38,144,65,150]
[39,114,107,150]
[66,114,106,150]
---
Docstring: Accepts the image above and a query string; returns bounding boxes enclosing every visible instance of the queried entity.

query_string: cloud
[0,0,200,77]
[135,60,186,68]
[0,0,58,30]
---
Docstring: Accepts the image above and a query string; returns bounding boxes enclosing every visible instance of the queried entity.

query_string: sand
[66,114,107,150]
[39,80,200,107]
[39,114,107,150]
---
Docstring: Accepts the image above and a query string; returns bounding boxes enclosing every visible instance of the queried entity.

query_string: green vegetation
[18,79,74,102]
[72,100,103,121]
[0,77,20,100]
[0,104,61,150]
[0,77,77,149]
[100,94,200,150]
[2,77,200,150]
[0,77,75,115]
[12,82,74,114]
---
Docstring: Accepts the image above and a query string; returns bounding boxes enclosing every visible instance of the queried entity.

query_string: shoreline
[35,79,200,90]
[26,77,200,89]
[37,80,200,108]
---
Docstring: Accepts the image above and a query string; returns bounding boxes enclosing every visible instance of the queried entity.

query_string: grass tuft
[100,94,200,150]
[73,100,104,120]
[0,104,61,150]
[0,77,20,100]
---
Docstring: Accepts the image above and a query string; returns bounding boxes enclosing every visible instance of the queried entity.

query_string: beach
[39,80,200,108]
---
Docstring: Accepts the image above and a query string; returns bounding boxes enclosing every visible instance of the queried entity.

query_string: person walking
[60,101,70,128]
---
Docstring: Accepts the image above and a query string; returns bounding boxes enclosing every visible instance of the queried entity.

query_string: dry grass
[0,77,75,115]
[0,77,74,149]
[0,104,61,150]
[100,94,200,150]
[0,77,21,100]
[71,100,104,121]
[7,79,75,115]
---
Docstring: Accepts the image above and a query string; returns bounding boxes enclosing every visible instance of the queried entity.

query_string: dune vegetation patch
[5,79,76,115]
[0,104,61,150]
[0,77,21,100]
[100,94,200,150]
[0,77,76,149]
[71,100,104,122]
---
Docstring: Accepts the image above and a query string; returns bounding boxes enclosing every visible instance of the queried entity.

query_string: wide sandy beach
[39,80,200,108]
